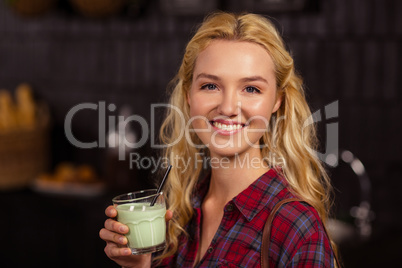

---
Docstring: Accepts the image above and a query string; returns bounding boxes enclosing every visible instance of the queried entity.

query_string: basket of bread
[33,162,105,197]
[0,83,50,190]
[6,0,57,17]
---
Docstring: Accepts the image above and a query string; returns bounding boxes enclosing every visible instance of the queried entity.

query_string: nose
[217,89,239,117]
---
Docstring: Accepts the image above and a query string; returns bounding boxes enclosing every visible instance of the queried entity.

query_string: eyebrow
[195,73,221,81]
[195,73,269,85]
[239,76,269,84]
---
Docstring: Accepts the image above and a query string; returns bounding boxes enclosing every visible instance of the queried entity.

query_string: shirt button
[207,246,214,253]
[226,204,234,212]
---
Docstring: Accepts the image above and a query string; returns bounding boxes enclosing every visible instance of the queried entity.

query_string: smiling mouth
[209,120,247,131]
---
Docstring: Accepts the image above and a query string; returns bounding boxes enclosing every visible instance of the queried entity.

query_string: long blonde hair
[158,12,335,260]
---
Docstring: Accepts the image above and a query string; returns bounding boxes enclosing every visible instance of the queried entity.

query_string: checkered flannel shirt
[156,168,335,267]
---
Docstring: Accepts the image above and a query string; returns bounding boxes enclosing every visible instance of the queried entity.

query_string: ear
[272,94,282,114]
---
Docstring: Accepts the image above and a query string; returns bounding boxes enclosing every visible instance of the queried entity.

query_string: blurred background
[0,0,400,267]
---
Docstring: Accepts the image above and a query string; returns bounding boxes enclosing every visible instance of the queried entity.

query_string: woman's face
[187,40,281,158]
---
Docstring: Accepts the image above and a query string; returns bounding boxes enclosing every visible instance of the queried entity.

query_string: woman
[100,12,339,267]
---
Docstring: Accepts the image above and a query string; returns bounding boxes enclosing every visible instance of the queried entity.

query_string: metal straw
[150,165,172,206]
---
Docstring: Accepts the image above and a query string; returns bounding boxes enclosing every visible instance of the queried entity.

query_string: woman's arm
[287,231,334,267]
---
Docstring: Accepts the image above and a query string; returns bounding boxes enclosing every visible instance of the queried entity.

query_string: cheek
[189,95,215,117]
[246,102,275,125]
[188,103,210,129]
[189,102,201,118]
[249,116,270,133]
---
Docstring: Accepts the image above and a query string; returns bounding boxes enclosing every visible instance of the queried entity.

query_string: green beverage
[116,202,166,251]
[112,190,167,254]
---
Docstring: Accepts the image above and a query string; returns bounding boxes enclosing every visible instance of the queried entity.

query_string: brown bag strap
[261,198,341,268]
[261,198,301,268]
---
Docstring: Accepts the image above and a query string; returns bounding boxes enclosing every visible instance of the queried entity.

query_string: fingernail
[125,249,131,255]
[119,237,126,244]
[119,226,128,232]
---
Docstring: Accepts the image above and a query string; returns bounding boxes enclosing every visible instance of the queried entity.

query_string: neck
[207,150,269,205]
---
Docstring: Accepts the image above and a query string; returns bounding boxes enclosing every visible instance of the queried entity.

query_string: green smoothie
[116,202,166,249]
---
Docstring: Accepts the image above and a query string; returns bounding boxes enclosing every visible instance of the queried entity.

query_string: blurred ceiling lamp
[160,0,218,16]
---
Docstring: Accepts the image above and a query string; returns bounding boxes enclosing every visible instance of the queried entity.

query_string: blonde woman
[100,12,339,267]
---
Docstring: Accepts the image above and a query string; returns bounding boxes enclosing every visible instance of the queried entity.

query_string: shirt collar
[233,168,288,221]
[193,168,288,221]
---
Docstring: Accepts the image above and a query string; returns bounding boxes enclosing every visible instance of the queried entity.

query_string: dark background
[0,0,401,267]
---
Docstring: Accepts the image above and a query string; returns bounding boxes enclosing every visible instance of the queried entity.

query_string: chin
[207,145,253,159]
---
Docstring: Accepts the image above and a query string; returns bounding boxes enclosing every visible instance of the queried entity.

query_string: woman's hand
[99,205,173,268]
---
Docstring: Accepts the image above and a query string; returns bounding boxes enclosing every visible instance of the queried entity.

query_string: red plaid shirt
[156,169,335,267]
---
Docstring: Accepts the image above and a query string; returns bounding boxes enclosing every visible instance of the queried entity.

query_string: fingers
[101,206,129,246]
[165,209,173,222]
[105,205,117,218]
[99,228,127,245]
[104,218,129,234]
[104,241,132,258]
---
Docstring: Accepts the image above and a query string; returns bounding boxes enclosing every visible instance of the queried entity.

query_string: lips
[209,119,247,134]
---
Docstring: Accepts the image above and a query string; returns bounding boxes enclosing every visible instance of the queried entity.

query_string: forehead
[193,40,275,77]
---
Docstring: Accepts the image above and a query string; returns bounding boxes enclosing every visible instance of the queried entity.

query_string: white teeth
[213,122,243,131]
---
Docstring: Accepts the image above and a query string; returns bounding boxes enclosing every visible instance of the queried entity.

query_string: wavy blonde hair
[158,12,336,261]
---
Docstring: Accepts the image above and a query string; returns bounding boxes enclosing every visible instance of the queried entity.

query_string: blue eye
[201,83,217,90]
[245,86,260,94]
